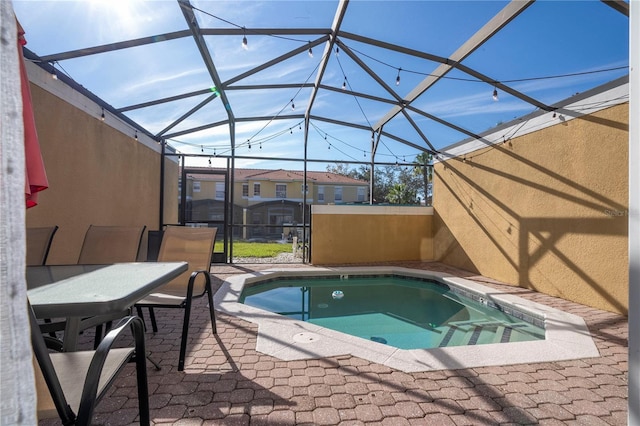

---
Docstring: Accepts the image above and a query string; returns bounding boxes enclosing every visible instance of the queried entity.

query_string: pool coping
[213,266,600,373]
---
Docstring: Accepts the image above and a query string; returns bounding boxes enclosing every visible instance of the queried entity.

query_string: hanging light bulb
[342,77,347,90]
[290,128,293,134]
[492,87,499,101]
[291,99,295,110]
[259,142,262,149]
[335,46,339,56]
[208,157,212,166]
[396,68,401,86]
[201,145,204,153]
[247,139,251,149]
[241,27,248,50]
[308,42,313,58]
[213,148,217,156]
[100,108,105,122]
[134,130,138,141]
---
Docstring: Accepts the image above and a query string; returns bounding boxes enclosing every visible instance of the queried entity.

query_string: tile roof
[186,167,366,185]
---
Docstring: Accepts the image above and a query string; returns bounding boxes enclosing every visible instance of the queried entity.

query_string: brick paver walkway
[39,262,628,425]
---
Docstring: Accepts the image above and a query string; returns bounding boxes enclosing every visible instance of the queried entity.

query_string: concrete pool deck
[43,261,628,425]
[215,266,600,373]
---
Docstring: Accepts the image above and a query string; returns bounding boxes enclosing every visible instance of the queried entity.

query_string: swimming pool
[239,275,545,350]
[214,266,599,373]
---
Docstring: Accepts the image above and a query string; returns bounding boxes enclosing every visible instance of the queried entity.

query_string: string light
[100,108,105,121]
[396,68,401,86]
[201,145,204,152]
[259,142,262,149]
[308,42,313,58]
[134,130,138,141]
[291,99,295,110]
[247,139,251,149]
[335,46,339,56]
[492,87,499,101]
[208,157,212,165]
[342,77,347,90]
[241,27,248,50]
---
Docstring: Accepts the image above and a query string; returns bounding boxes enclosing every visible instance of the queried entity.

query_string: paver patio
[38,262,628,425]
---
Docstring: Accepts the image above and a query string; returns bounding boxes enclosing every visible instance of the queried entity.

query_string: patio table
[27,262,188,351]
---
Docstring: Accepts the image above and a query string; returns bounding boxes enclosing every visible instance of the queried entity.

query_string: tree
[327,161,424,204]
[413,152,433,205]
[387,183,417,204]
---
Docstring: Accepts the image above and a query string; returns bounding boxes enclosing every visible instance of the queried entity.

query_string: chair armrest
[76,316,147,424]
[185,269,212,299]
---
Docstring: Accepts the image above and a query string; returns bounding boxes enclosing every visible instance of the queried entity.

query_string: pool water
[239,275,545,350]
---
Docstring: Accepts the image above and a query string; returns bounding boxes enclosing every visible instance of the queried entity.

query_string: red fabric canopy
[18,19,48,208]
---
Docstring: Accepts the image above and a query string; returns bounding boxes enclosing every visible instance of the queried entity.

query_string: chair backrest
[77,225,146,264]
[26,226,59,266]
[157,226,217,297]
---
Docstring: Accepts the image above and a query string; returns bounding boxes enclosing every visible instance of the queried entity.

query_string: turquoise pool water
[239,275,545,350]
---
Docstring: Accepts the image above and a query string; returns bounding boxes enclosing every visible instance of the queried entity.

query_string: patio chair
[27,225,60,339]
[135,226,217,371]
[77,224,146,264]
[79,224,147,344]
[26,225,58,266]
[29,300,149,426]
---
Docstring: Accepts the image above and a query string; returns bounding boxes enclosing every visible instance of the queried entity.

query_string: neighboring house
[180,167,369,240]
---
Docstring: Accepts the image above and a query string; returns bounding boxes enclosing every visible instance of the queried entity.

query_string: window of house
[242,183,249,197]
[193,181,201,192]
[215,182,225,200]
[334,186,343,202]
[318,186,324,202]
[276,184,287,198]
[357,186,366,202]
[254,183,261,197]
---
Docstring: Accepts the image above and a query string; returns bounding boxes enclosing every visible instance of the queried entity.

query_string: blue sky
[13,1,629,171]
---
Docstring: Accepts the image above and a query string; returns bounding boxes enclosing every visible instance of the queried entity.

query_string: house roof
[187,167,367,185]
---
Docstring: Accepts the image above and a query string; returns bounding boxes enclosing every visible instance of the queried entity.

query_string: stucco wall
[433,103,629,314]
[311,205,434,264]
[25,83,165,264]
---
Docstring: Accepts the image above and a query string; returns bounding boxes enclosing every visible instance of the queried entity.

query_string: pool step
[438,320,531,347]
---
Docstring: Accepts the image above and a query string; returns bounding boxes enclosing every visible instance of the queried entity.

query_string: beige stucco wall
[433,103,629,315]
[311,205,434,264]
[25,83,166,264]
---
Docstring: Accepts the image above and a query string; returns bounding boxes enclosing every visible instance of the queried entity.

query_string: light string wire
[342,40,628,85]
[189,5,316,45]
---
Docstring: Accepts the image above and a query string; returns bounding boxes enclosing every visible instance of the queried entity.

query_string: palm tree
[413,152,433,205]
[387,183,417,205]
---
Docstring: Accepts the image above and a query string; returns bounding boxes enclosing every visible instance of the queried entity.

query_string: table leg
[62,318,80,351]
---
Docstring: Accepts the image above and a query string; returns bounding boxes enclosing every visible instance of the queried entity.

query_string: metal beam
[305,0,349,120]
[600,0,629,16]
[39,30,192,62]
[371,0,535,132]
[400,109,436,152]
[338,42,404,104]
[118,88,213,112]
[156,93,218,137]
[178,0,236,156]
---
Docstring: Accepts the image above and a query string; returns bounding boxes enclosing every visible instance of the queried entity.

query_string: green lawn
[215,241,293,258]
